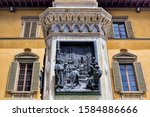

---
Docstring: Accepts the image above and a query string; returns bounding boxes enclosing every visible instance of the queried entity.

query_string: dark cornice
[0,0,149,8]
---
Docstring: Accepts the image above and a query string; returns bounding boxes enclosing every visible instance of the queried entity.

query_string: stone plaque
[55,41,102,94]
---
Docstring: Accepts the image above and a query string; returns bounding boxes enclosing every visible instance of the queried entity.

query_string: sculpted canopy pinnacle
[53,0,98,7]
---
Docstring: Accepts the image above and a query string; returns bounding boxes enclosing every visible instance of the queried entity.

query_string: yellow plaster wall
[0,9,150,38]
[108,10,150,38]
[107,40,150,99]
[107,43,150,100]
[0,9,46,100]
[0,48,45,100]
[107,40,150,50]
[0,8,150,100]
[107,9,150,99]
[0,39,45,48]
[0,9,44,38]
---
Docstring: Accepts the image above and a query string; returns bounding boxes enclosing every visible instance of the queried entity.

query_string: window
[112,49,146,99]
[113,23,127,38]
[22,16,39,38]
[120,64,137,91]
[109,16,135,39]
[7,49,40,99]
[17,63,33,91]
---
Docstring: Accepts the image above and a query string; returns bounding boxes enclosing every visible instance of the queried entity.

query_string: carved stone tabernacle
[40,0,112,98]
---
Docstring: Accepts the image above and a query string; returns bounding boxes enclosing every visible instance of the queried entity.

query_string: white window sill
[120,91,145,94]
[9,91,36,94]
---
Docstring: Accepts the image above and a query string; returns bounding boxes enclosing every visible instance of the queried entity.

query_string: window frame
[112,51,146,93]
[7,49,40,93]
[113,22,127,39]
[14,51,39,93]
[119,64,138,92]
[109,16,135,39]
[21,16,39,38]
[17,63,33,92]
[112,51,146,99]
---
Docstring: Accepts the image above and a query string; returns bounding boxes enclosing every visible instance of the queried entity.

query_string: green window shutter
[31,62,40,92]
[7,61,19,92]
[125,21,135,38]
[109,23,114,38]
[24,22,31,38]
[30,22,37,38]
[112,62,122,92]
[134,62,147,92]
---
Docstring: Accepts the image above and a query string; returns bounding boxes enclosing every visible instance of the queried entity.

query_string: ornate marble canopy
[40,8,112,38]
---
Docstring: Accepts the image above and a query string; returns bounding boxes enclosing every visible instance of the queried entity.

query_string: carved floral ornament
[40,8,112,37]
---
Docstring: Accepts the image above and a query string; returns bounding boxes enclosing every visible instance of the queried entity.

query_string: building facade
[0,0,150,100]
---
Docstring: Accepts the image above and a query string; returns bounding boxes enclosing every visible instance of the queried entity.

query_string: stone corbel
[61,13,67,21]
[78,13,85,22]
[47,14,54,22]
[91,13,98,22]
[73,14,78,21]
[66,13,73,21]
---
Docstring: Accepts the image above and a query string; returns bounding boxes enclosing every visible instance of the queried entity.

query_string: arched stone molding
[91,24,100,33]
[40,8,112,38]
[15,48,39,62]
[62,24,71,32]
[52,24,61,32]
[49,23,106,34]
[72,24,80,32]
[81,24,90,32]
